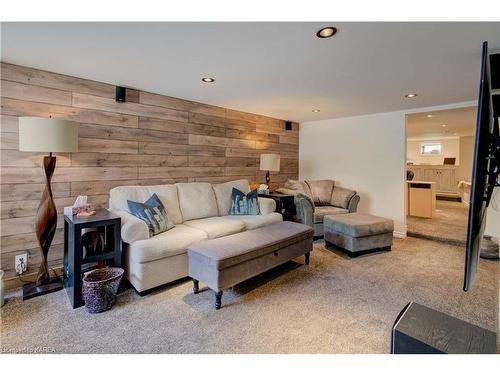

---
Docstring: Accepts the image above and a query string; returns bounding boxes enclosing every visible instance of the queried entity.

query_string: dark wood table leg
[215,290,223,310]
[305,252,310,265]
[193,279,199,294]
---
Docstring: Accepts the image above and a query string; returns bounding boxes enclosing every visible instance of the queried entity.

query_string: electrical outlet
[15,253,28,275]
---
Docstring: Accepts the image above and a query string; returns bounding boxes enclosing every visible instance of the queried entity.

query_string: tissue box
[64,204,94,216]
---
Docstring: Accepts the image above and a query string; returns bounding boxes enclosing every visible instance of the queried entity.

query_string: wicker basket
[82,267,124,313]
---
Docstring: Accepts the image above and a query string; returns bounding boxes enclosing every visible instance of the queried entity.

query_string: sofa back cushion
[305,180,335,206]
[330,187,356,209]
[284,179,313,198]
[213,179,250,215]
[176,182,218,221]
[109,184,183,224]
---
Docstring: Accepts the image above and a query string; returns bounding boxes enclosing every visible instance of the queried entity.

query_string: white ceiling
[1,22,499,122]
[406,106,477,139]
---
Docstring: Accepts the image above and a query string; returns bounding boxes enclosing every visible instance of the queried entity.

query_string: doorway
[405,106,476,245]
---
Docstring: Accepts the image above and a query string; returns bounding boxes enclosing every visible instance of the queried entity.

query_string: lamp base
[22,277,63,300]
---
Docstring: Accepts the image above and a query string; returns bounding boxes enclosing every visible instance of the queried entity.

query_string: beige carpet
[407,200,469,245]
[1,237,498,354]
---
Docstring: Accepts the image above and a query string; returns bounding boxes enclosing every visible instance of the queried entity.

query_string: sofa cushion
[224,212,282,230]
[306,180,335,206]
[176,182,218,221]
[127,193,175,237]
[229,188,260,215]
[213,179,250,216]
[129,224,208,263]
[284,179,313,198]
[324,213,394,238]
[109,184,183,225]
[183,216,246,239]
[330,187,356,209]
[313,206,349,224]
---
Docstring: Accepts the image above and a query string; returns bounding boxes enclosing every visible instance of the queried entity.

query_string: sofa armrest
[108,208,149,243]
[258,197,276,215]
[294,193,314,228]
[347,194,360,213]
[330,186,357,209]
[276,187,315,211]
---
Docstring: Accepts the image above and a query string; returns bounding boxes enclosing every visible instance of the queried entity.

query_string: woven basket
[82,267,124,313]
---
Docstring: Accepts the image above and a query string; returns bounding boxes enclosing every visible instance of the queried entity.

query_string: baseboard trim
[4,267,64,291]
[393,222,407,239]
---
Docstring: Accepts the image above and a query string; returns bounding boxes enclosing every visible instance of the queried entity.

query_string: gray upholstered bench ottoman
[188,221,314,309]
[324,213,393,257]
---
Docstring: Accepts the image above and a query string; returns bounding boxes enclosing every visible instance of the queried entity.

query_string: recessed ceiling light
[405,93,418,98]
[201,77,215,83]
[426,114,433,118]
[312,109,321,113]
[316,27,337,38]
[441,124,447,127]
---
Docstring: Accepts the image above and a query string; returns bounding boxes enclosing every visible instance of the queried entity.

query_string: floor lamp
[18,117,79,300]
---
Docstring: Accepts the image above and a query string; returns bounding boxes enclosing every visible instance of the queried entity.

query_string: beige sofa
[108,179,280,293]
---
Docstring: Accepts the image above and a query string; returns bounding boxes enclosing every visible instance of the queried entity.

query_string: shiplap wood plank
[0,115,19,133]
[1,214,64,236]
[1,195,108,219]
[1,167,138,184]
[73,93,188,122]
[1,80,72,106]
[188,156,226,167]
[1,182,70,202]
[187,122,226,137]
[225,157,258,167]
[0,62,115,98]
[226,129,280,143]
[1,150,71,167]
[189,134,255,149]
[1,229,64,254]
[138,117,187,134]
[138,166,225,179]
[79,123,189,144]
[188,175,255,184]
[78,138,138,154]
[225,167,258,176]
[1,98,138,128]
[72,153,188,167]
[0,132,19,150]
[141,92,226,117]
[139,142,191,156]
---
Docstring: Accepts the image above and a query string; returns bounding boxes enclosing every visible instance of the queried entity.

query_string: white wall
[406,137,460,165]
[299,111,407,237]
[485,188,500,240]
[457,136,474,182]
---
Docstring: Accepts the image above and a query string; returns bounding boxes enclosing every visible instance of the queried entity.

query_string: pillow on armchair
[330,187,356,209]
[305,180,335,206]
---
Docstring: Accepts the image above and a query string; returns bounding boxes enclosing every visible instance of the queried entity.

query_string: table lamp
[18,117,78,299]
[259,153,280,186]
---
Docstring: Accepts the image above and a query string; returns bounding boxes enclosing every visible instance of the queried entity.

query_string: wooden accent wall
[0,63,299,281]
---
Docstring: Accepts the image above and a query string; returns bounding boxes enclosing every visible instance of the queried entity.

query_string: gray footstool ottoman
[188,221,314,309]
[324,213,393,257]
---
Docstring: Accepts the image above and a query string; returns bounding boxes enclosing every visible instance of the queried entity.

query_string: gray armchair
[277,179,359,237]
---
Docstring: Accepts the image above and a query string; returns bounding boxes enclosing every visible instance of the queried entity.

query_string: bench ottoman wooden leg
[193,279,199,294]
[215,290,223,310]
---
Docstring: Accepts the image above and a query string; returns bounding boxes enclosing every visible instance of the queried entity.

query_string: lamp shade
[259,153,280,172]
[19,117,78,153]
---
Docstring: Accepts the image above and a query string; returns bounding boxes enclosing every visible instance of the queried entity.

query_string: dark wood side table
[258,193,295,221]
[63,209,121,309]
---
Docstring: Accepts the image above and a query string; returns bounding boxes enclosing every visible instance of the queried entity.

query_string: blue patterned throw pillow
[229,188,260,215]
[127,194,174,237]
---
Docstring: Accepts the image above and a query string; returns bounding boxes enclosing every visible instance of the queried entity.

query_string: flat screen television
[463,41,500,292]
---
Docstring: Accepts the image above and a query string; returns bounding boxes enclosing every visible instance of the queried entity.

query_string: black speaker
[285,121,292,131]
[391,302,496,354]
[116,86,126,102]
